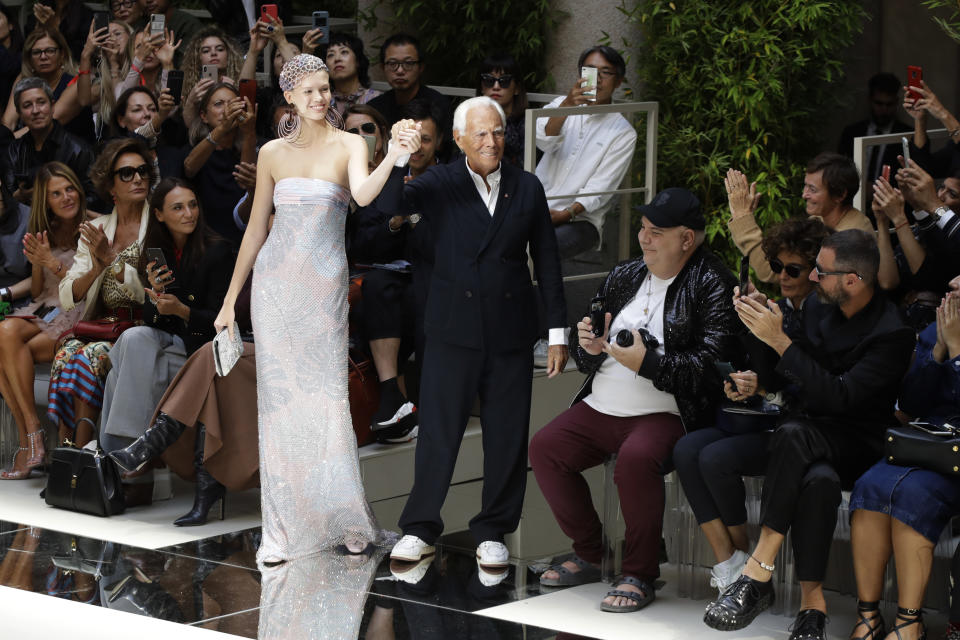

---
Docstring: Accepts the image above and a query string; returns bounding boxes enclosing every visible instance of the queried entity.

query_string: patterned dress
[252,177,379,564]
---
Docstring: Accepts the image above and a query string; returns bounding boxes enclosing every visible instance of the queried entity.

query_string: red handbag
[71,319,136,342]
[348,351,378,447]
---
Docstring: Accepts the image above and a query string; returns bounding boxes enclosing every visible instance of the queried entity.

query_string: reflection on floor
[0,518,949,640]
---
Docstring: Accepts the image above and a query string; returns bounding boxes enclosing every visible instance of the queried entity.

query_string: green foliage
[358,0,561,91]
[921,0,960,43]
[620,1,867,267]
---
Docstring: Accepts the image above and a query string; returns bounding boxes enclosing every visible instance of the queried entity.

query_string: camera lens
[615,329,633,347]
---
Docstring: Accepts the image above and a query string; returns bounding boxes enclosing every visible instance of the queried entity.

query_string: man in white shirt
[535,46,638,259]
[530,188,740,612]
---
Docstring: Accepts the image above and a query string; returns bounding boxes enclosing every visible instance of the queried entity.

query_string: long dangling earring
[278,110,301,144]
[326,105,344,130]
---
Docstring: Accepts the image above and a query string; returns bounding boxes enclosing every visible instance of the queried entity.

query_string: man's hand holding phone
[577,312,611,355]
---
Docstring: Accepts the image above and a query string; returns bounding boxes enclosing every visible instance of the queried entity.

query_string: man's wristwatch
[0,287,11,302]
[934,206,949,222]
[565,206,577,220]
[408,213,422,226]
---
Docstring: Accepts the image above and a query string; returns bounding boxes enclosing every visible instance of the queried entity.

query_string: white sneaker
[476,561,509,587]
[476,540,509,568]
[390,556,434,584]
[709,549,749,593]
[390,534,435,562]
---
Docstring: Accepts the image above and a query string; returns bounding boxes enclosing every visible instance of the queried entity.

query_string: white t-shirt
[583,274,680,418]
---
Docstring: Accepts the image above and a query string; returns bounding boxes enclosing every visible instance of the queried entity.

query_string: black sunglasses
[768,259,808,279]
[113,164,151,182]
[480,73,513,89]
[347,122,377,135]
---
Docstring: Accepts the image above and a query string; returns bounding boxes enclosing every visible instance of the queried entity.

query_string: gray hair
[452,96,506,135]
[13,77,54,113]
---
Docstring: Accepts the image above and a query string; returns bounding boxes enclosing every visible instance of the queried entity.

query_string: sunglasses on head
[113,164,151,182]
[480,73,513,89]
[347,122,377,135]
[768,259,808,279]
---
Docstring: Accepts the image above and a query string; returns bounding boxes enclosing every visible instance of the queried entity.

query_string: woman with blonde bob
[0,162,88,479]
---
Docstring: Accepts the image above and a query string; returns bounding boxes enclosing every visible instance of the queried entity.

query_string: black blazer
[143,239,233,355]
[383,159,566,352]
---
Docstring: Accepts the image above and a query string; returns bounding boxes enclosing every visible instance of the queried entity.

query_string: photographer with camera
[529,188,739,613]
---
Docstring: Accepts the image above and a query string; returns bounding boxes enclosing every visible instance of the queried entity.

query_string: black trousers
[672,423,771,527]
[760,418,879,582]
[361,269,418,360]
[398,339,533,544]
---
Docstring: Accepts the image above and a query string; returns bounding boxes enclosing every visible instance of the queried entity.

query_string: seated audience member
[110,0,143,27]
[49,138,151,448]
[1,28,81,133]
[315,32,381,117]
[535,45,637,259]
[672,216,827,594]
[180,26,244,128]
[838,72,911,178]
[25,0,92,64]
[728,153,873,283]
[367,34,452,142]
[77,20,135,143]
[703,230,916,639]
[0,6,23,116]
[115,26,179,103]
[0,162,87,479]
[477,52,527,167]
[847,281,960,640]
[530,188,738,612]
[1,77,95,207]
[905,79,960,177]
[101,178,231,507]
[0,183,30,291]
[137,0,201,68]
[111,284,258,526]
[183,82,256,245]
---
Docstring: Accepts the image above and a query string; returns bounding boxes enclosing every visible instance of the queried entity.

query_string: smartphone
[201,64,218,83]
[149,13,165,36]
[738,255,750,297]
[713,361,737,387]
[361,133,376,164]
[165,69,184,105]
[238,78,256,109]
[907,65,923,102]
[93,11,109,35]
[902,136,911,167]
[882,164,890,181]
[261,4,279,22]
[589,296,605,336]
[145,247,167,270]
[580,66,598,100]
[312,11,329,45]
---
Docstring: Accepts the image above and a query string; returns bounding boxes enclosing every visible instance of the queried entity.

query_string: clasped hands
[388,119,422,159]
[577,312,648,373]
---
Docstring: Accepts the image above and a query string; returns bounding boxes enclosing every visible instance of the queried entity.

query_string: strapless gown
[252,177,379,564]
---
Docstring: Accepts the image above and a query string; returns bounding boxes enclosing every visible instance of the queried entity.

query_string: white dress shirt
[535,97,638,244]
[465,158,566,346]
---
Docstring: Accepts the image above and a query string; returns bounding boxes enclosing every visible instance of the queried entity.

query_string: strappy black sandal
[889,607,926,640]
[600,575,655,613]
[850,600,885,639]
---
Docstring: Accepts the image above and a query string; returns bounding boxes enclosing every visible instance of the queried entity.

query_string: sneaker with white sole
[390,534,435,562]
[476,561,509,587]
[390,556,434,584]
[709,549,749,594]
[372,401,416,430]
[476,540,509,568]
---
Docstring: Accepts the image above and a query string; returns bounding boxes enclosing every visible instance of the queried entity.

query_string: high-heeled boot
[174,424,226,527]
[109,413,186,473]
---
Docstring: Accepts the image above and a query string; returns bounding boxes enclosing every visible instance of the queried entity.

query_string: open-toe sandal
[539,554,601,587]
[600,575,655,613]
[850,600,884,640]
[889,607,926,640]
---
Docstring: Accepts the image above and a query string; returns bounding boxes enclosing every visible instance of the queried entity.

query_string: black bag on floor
[52,536,120,580]
[45,443,126,516]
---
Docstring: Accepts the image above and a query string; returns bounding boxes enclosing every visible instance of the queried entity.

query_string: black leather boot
[109,413,186,472]
[174,424,226,527]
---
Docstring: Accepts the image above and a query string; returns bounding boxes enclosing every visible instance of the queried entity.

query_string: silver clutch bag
[213,322,242,377]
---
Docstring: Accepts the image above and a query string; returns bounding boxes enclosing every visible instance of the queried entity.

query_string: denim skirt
[849,460,960,543]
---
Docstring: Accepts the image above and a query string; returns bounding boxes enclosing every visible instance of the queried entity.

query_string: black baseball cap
[637,187,705,230]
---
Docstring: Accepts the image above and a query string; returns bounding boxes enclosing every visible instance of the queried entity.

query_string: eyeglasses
[768,259,808,279]
[29,47,59,59]
[113,164,151,182]
[111,0,136,7]
[384,60,420,72]
[480,73,513,89]
[347,122,377,135]
[814,263,862,280]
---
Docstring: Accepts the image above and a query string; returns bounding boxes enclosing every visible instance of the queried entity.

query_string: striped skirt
[47,338,113,430]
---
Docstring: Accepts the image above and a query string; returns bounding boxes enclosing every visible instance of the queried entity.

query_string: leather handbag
[52,536,120,580]
[45,442,126,516]
[72,318,135,342]
[348,351,378,447]
[884,420,960,475]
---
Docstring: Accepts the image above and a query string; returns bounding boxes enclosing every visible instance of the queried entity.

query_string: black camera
[589,296,605,336]
[614,328,660,350]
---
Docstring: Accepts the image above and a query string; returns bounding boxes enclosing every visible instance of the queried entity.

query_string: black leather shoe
[703,574,775,631]
[109,413,185,472]
[174,424,226,527]
[789,609,827,640]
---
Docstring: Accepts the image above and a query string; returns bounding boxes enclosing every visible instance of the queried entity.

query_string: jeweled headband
[278,54,328,92]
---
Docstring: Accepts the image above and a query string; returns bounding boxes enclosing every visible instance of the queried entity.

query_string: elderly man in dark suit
[387,96,568,575]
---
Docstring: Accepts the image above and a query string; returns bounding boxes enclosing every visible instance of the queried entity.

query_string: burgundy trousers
[529,401,685,583]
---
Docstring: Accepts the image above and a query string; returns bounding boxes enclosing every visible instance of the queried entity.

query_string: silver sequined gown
[252,177,378,565]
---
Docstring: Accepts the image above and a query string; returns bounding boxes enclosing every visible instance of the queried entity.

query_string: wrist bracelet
[0,287,11,302]
[565,206,576,220]
[894,219,910,231]
[77,69,91,76]
[950,127,960,139]
[205,132,218,147]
